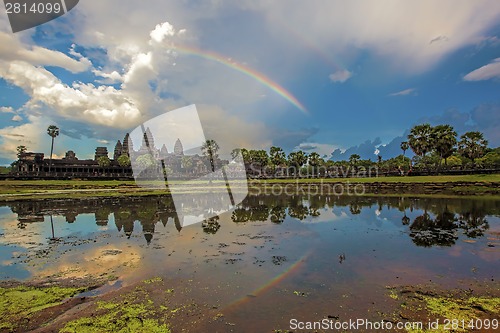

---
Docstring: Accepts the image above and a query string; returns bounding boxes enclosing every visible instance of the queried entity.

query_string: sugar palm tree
[400,141,409,156]
[458,131,488,168]
[201,139,220,172]
[47,125,59,173]
[432,125,457,168]
[308,152,321,177]
[408,124,433,158]
[408,123,434,171]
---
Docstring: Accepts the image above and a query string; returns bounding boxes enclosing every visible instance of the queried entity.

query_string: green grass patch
[0,285,84,331]
[406,295,500,333]
[60,299,170,333]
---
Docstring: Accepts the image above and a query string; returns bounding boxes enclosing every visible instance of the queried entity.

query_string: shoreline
[0,175,499,202]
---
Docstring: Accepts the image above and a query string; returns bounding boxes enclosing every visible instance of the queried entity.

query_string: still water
[0,194,499,330]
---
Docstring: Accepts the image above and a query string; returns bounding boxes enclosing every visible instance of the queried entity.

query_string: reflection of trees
[288,204,309,220]
[6,194,496,247]
[457,211,489,238]
[270,206,286,224]
[409,211,458,247]
[401,212,410,225]
[202,216,220,234]
[232,208,251,223]
[349,202,362,215]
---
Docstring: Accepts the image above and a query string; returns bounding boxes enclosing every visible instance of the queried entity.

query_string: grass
[0,285,85,331]
[60,300,170,333]
[406,295,500,333]
[387,286,500,333]
[251,174,500,184]
[0,175,498,201]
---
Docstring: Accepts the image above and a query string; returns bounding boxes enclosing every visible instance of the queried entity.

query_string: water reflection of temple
[8,195,497,246]
[8,194,236,244]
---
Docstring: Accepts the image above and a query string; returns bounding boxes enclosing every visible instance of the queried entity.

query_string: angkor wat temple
[11,129,215,179]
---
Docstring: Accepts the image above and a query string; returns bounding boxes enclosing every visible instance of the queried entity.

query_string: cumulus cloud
[463,58,500,81]
[11,115,22,122]
[150,22,176,44]
[0,106,14,113]
[0,31,91,73]
[329,69,352,83]
[0,116,51,159]
[331,137,383,161]
[389,88,417,96]
[0,61,143,128]
[296,142,338,158]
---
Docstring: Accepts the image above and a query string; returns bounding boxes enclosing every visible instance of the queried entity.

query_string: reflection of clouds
[26,243,143,281]
[300,208,348,224]
[0,217,46,249]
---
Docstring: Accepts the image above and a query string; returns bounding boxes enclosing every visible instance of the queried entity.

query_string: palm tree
[408,123,434,171]
[269,146,286,170]
[432,125,457,168]
[201,139,220,172]
[47,125,59,173]
[287,151,308,177]
[458,131,488,168]
[408,124,433,158]
[400,141,409,156]
[308,152,321,177]
[349,154,360,171]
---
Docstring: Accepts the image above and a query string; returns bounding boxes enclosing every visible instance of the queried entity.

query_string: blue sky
[0,0,499,165]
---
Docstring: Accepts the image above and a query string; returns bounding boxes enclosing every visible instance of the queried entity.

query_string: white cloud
[296,142,339,158]
[329,69,352,83]
[11,115,22,122]
[0,116,51,159]
[389,88,417,96]
[463,58,500,81]
[0,106,14,113]
[0,61,143,128]
[0,31,91,73]
[92,69,123,83]
[150,22,176,44]
[253,0,500,73]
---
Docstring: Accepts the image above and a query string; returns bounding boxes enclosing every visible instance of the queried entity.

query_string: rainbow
[225,251,310,310]
[173,44,308,114]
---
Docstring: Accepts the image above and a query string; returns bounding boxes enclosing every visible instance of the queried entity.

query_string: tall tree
[201,139,220,172]
[400,141,409,156]
[47,125,59,173]
[432,125,457,167]
[288,151,308,177]
[269,146,286,169]
[349,154,360,169]
[308,152,321,177]
[458,131,488,167]
[16,145,27,159]
[408,124,433,158]
[97,156,111,167]
[117,154,131,167]
[247,150,269,175]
